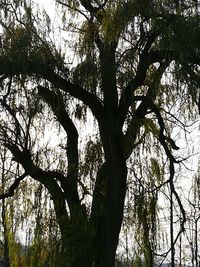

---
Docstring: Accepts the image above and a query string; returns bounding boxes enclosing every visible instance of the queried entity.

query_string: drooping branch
[3,139,69,214]
[118,12,177,127]
[0,172,27,199]
[4,141,63,183]
[123,62,169,159]
[180,64,200,112]
[133,96,178,156]
[133,95,186,261]
[0,98,25,146]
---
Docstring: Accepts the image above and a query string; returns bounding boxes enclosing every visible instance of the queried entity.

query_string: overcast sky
[34,0,55,16]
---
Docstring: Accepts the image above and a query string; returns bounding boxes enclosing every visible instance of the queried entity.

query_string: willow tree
[0,0,199,266]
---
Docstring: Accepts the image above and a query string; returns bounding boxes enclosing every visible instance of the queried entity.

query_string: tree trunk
[59,212,125,267]
[2,199,10,267]
[57,158,127,267]
[60,228,92,267]
[54,203,92,267]
[89,129,127,267]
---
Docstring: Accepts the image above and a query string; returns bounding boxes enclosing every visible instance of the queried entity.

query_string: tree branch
[123,62,169,159]
[0,98,25,146]
[133,95,186,254]
[4,141,70,221]
[119,49,173,127]
[56,1,90,21]
[38,85,81,215]
[0,173,27,199]
[3,136,82,219]
[80,0,104,22]
[0,56,104,123]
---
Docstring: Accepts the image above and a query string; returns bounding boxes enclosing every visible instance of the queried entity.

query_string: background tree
[0,0,199,266]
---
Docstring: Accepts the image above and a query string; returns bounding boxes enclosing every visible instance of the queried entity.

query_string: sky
[33,0,55,17]
[34,0,54,10]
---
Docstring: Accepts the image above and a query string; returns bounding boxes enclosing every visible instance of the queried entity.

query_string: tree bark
[2,198,10,267]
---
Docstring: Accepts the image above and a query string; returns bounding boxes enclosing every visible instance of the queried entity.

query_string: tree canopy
[0,1,199,267]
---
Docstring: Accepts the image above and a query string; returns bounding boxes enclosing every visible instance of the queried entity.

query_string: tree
[186,173,200,267]
[0,0,199,266]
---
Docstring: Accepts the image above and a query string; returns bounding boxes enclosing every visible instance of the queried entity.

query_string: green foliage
[80,138,103,178]
[73,57,98,93]
[78,20,98,56]
[0,0,199,266]
[150,158,163,185]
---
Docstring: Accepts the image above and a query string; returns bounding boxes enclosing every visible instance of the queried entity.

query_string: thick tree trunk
[54,204,92,267]
[60,229,92,267]
[57,158,127,267]
[89,130,127,266]
[94,165,127,267]
[59,209,125,266]
[53,44,127,267]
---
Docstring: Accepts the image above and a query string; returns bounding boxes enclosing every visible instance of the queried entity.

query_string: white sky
[33,0,56,19]
[34,0,54,10]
